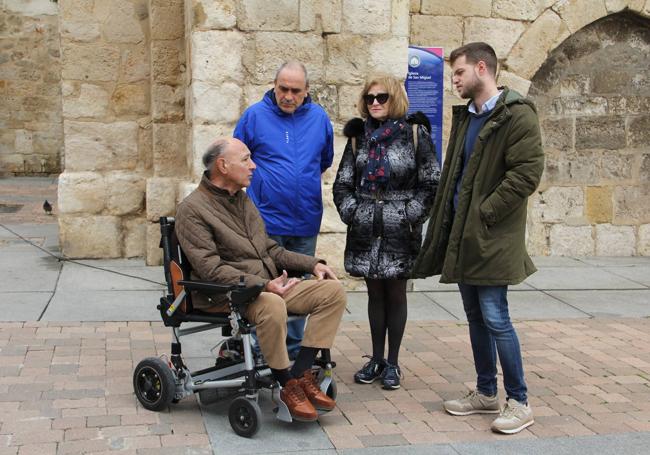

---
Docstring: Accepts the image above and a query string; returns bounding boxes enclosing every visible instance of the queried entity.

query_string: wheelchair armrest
[230,284,264,306]
[178,280,264,304]
[178,280,235,294]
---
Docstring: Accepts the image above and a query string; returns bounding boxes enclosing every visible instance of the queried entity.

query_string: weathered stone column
[0,0,63,175]
[57,0,150,258]
[145,0,188,265]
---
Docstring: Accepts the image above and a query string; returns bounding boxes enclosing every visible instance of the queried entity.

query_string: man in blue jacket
[234,61,334,359]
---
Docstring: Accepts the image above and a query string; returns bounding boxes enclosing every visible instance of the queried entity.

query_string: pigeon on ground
[43,200,52,215]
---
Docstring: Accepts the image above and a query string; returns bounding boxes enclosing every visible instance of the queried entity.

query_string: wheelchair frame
[132,217,336,438]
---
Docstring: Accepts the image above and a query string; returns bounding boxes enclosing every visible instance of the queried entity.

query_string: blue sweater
[453,109,492,210]
[234,90,334,237]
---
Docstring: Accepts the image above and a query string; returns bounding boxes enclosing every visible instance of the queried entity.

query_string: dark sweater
[453,109,492,210]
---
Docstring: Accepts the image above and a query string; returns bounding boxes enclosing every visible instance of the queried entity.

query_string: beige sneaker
[443,390,500,416]
[490,399,534,434]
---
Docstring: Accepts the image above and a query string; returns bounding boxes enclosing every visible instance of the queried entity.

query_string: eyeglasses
[363,93,390,105]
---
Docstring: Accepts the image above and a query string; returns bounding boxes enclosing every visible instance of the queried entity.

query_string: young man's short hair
[449,42,498,76]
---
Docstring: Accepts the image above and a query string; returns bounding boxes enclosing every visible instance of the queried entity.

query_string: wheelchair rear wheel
[228,396,261,438]
[133,357,176,411]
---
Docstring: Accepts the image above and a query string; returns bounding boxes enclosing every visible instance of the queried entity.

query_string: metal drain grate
[0,203,23,213]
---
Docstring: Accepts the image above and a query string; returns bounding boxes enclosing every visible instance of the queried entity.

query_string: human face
[220,140,256,190]
[273,67,308,114]
[451,55,484,100]
[366,83,390,121]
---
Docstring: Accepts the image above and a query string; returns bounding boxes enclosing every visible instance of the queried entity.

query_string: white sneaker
[490,398,534,434]
[443,389,500,416]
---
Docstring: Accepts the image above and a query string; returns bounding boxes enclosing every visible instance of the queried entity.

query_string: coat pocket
[348,200,375,250]
[382,201,419,253]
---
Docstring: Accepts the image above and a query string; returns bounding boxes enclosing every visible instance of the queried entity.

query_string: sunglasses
[363,93,390,105]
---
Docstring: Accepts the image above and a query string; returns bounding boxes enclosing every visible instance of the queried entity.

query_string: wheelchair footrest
[313,358,336,369]
[271,386,293,423]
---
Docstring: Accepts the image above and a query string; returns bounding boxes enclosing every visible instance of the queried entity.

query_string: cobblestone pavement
[1,318,649,454]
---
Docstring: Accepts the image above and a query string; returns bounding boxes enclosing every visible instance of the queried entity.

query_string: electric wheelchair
[132,217,337,437]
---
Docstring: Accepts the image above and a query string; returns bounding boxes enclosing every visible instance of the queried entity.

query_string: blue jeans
[253,234,317,359]
[458,284,528,403]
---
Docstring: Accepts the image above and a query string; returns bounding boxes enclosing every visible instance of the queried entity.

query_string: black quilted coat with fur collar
[333,113,440,279]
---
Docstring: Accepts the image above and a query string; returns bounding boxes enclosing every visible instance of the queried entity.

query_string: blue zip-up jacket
[234,90,334,237]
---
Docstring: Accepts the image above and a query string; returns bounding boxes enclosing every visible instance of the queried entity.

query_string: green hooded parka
[412,87,544,285]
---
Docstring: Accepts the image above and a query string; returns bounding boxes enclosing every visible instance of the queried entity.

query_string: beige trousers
[244,279,347,370]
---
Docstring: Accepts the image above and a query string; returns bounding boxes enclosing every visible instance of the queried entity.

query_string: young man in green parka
[412,42,544,434]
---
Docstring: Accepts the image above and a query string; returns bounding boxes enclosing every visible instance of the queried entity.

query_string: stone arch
[502,1,650,92]
[524,11,650,256]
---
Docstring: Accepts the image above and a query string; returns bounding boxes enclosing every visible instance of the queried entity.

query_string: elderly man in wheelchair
[132,137,346,437]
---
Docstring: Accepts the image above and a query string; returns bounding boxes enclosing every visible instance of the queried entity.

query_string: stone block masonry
[402,2,649,258]
[3,0,643,263]
[527,12,650,256]
[56,0,155,259]
[184,0,413,272]
[0,0,63,174]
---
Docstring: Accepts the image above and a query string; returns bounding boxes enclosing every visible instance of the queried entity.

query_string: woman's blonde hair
[356,74,409,119]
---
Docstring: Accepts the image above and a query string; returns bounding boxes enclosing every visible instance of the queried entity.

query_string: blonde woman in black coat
[333,74,440,389]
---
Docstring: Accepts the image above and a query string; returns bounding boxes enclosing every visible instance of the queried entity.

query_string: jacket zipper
[292,115,300,232]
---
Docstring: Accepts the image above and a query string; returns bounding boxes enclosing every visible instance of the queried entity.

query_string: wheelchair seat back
[158,216,264,330]
[160,216,196,315]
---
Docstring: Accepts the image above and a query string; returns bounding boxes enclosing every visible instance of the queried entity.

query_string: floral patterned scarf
[361,117,407,193]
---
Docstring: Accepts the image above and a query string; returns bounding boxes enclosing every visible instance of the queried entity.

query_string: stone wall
[57,0,153,258]
[144,0,188,265]
[528,12,650,256]
[0,0,62,175]
[410,0,650,256]
[50,0,650,265]
[181,0,410,277]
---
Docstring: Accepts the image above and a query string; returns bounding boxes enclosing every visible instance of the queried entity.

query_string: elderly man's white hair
[202,138,229,174]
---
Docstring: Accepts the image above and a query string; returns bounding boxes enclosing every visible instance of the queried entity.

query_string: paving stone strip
[0,318,648,453]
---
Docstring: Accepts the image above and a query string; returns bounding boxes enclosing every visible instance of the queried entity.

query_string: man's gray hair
[202,139,228,173]
[274,60,309,86]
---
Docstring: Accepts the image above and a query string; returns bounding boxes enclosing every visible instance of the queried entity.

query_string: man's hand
[313,263,338,280]
[265,270,301,297]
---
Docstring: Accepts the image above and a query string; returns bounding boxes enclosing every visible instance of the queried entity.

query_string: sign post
[405,46,444,164]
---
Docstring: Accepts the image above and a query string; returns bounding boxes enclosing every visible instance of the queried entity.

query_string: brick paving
[329,319,650,448]
[0,322,211,455]
[0,319,649,453]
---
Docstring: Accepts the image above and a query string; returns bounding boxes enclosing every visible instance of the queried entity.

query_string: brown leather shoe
[298,369,336,411]
[280,378,318,421]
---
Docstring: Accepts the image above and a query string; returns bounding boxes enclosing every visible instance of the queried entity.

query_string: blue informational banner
[405,46,444,163]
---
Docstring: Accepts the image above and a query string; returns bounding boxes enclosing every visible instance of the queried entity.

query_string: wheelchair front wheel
[228,397,261,438]
[133,357,176,411]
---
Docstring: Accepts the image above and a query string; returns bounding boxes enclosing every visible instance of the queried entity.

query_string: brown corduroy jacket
[175,174,321,309]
